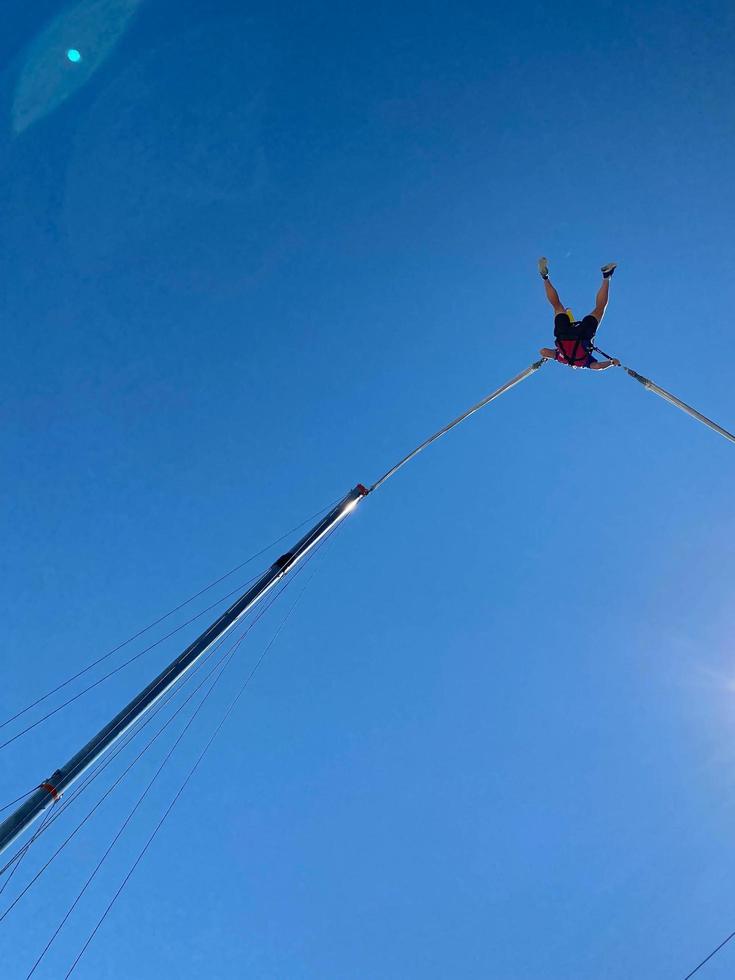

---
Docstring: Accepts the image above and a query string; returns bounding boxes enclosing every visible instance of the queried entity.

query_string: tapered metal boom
[624,368,735,444]
[0,485,368,857]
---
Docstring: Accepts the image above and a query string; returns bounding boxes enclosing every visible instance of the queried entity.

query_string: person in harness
[537,258,621,370]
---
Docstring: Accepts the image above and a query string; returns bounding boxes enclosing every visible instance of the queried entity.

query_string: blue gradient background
[2,1,735,977]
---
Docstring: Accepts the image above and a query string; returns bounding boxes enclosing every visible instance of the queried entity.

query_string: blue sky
[2,0,735,976]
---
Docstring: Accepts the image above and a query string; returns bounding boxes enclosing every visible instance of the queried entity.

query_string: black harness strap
[592,343,615,362]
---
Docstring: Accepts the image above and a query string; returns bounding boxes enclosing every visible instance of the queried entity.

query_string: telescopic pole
[0,485,368,857]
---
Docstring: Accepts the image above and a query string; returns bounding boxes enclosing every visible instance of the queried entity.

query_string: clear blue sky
[2,1,735,977]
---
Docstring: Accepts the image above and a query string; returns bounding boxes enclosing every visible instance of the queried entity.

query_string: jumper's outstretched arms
[589,358,621,371]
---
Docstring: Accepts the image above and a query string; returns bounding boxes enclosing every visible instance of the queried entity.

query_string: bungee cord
[369,358,547,492]
[368,344,732,502]
[592,345,735,445]
[624,366,735,444]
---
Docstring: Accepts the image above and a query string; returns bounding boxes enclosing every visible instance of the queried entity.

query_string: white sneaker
[601,262,617,279]
[538,256,549,279]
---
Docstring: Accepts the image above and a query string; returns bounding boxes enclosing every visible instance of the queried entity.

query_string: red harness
[555,337,594,368]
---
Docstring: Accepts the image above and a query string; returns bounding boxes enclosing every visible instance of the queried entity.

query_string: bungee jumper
[537,257,621,370]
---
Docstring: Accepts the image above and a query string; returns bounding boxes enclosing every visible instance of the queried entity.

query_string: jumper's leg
[589,277,610,324]
[543,278,566,315]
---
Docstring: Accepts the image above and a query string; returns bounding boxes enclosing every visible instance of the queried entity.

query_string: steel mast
[0,485,368,857]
